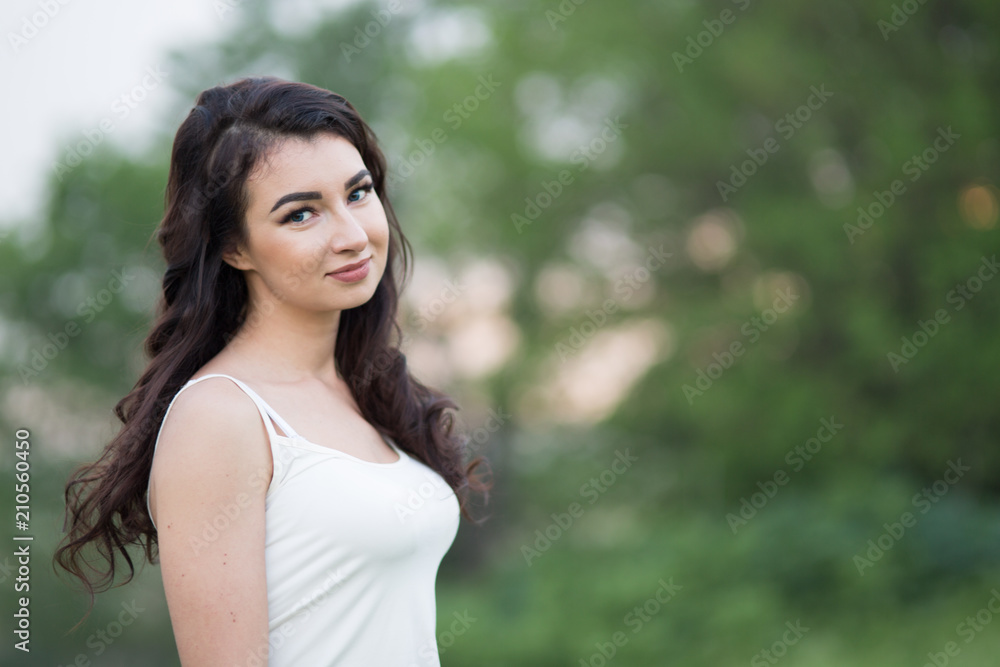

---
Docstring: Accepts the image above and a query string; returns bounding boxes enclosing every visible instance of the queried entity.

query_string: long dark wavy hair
[53,76,491,627]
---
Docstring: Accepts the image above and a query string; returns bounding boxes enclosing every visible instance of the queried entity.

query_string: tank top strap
[146,373,299,531]
[185,373,300,440]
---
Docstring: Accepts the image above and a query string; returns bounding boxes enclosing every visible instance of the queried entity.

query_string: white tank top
[145,373,461,666]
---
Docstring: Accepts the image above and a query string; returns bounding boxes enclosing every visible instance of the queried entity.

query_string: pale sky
[0,0,368,231]
[0,0,479,232]
[0,0,235,227]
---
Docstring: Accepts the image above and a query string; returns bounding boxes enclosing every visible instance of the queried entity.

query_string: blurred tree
[1,0,999,664]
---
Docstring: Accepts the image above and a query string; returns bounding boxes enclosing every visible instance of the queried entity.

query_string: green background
[2,0,999,664]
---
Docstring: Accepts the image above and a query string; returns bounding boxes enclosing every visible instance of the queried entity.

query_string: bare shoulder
[148,375,274,664]
[149,376,274,524]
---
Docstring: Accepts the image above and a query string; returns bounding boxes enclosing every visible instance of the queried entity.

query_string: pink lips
[327,258,371,283]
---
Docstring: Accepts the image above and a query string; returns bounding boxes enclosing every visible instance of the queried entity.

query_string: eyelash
[349,182,375,203]
[280,182,375,224]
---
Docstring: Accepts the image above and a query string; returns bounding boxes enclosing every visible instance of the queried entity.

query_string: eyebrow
[269,169,373,213]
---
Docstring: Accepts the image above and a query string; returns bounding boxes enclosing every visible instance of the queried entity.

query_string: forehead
[246,133,366,203]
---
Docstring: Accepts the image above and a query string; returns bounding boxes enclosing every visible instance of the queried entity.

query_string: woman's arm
[148,378,274,666]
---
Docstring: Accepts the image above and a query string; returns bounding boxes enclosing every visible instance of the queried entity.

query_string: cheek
[374,223,390,251]
[252,233,314,286]
[261,240,299,272]
[367,205,391,250]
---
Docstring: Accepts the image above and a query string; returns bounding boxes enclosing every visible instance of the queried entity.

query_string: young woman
[54,76,490,666]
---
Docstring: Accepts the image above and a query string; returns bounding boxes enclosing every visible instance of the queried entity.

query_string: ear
[222,242,253,271]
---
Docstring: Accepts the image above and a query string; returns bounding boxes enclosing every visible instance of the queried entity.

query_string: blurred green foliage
[2,0,999,664]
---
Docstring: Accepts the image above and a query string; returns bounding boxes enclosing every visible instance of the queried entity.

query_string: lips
[328,257,371,275]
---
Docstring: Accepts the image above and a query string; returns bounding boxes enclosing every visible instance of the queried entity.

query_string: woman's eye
[284,208,315,224]
[349,183,374,203]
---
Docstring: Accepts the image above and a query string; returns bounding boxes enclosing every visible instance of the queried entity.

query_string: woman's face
[224,132,390,317]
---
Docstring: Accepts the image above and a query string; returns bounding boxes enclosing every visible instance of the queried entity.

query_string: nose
[327,204,369,254]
